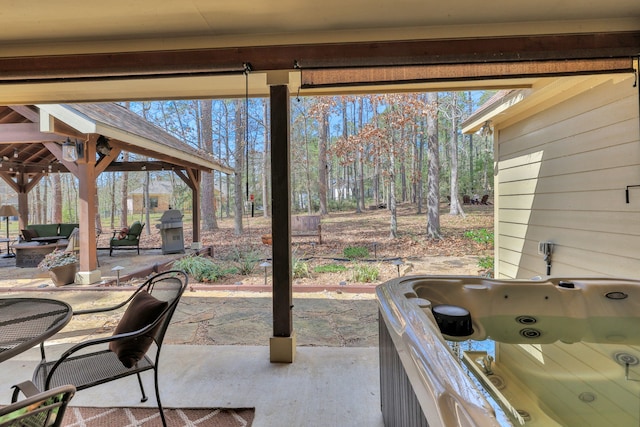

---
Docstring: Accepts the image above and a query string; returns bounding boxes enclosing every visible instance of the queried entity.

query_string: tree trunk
[225,102,232,219]
[109,174,116,229]
[426,92,442,239]
[416,120,424,214]
[357,97,365,212]
[52,173,62,222]
[448,93,465,217]
[200,99,218,230]
[143,170,151,234]
[318,110,329,215]
[120,153,129,227]
[233,99,244,235]
[400,126,407,202]
[304,114,312,214]
[389,147,397,238]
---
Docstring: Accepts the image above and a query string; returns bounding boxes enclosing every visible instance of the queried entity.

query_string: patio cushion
[21,229,38,242]
[27,224,59,237]
[127,221,143,241]
[59,223,79,238]
[109,291,168,368]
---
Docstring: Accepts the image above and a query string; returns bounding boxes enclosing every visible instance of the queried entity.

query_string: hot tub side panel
[379,309,430,427]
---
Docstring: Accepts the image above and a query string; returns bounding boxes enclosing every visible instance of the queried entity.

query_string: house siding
[495,75,640,279]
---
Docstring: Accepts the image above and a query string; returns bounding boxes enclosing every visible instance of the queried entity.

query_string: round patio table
[0,298,72,362]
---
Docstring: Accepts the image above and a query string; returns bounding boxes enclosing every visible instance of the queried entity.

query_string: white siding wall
[495,75,640,279]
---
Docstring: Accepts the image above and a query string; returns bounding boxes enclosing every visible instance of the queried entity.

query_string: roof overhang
[461,67,638,134]
[37,104,233,174]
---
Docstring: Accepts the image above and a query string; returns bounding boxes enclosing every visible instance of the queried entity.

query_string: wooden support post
[269,83,295,363]
[75,136,100,284]
[189,168,201,248]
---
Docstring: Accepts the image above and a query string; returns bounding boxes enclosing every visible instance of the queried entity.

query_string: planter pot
[48,263,78,287]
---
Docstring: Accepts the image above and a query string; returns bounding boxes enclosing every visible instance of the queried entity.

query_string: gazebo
[0,103,232,284]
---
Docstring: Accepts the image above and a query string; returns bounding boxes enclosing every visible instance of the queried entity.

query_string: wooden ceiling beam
[0,123,67,143]
[24,146,51,163]
[0,32,637,82]
[104,161,184,172]
[8,105,39,122]
[301,58,636,88]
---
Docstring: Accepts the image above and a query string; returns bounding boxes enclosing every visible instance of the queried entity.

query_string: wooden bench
[291,215,322,244]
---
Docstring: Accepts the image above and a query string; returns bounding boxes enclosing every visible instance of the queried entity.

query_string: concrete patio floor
[0,344,382,427]
[0,249,479,426]
[0,250,385,426]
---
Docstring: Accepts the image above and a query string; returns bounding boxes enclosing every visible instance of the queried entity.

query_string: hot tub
[376,276,640,427]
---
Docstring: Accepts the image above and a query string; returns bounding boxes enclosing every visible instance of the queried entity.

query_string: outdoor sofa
[13,223,79,268]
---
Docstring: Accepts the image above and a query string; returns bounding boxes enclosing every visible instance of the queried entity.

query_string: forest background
[21,91,497,244]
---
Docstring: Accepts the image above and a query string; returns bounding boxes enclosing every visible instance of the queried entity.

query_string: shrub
[313,264,347,274]
[37,250,78,271]
[343,246,369,260]
[478,256,494,270]
[225,246,262,275]
[464,228,494,247]
[350,263,380,283]
[173,255,237,282]
[478,256,494,278]
[293,258,311,279]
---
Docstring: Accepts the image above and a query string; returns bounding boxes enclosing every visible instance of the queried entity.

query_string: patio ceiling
[0,1,638,103]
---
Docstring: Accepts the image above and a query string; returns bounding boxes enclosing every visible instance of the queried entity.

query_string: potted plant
[38,250,79,286]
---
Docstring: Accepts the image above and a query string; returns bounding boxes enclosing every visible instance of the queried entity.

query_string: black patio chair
[31,270,188,427]
[2,381,75,427]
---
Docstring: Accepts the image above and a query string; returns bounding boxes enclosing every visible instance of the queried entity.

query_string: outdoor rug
[61,407,255,426]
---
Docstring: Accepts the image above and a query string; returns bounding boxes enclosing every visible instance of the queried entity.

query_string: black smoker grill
[156,209,185,254]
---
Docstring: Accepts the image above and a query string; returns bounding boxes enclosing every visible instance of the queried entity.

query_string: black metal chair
[2,381,75,427]
[31,270,188,427]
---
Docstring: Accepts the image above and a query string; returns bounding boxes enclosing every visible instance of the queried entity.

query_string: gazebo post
[75,135,100,284]
[189,169,201,249]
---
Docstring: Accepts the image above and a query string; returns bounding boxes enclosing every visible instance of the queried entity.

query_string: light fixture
[62,138,84,162]
[13,148,18,158]
[392,259,404,277]
[62,138,77,162]
[0,205,18,258]
[259,261,271,286]
[112,265,125,286]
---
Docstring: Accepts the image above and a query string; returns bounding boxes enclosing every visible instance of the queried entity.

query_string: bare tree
[109,174,116,229]
[446,93,465,216]
[317,104,330,215]
[200,99,218,230]
[120,153,129,227]
[357,97,366,212]
[388,130,398,238]
[426,92,442,239]
[233,99,244,235]
[52,173,62,222]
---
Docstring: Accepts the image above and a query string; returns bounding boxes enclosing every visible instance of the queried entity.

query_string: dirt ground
[115,202,494,288]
